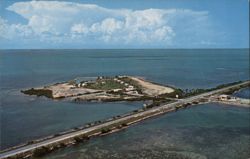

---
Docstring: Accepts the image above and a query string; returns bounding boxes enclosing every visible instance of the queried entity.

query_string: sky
[0,0,249,49]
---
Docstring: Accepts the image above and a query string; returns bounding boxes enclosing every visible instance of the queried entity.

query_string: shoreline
[21,76,177,101]
[1,80,249,159]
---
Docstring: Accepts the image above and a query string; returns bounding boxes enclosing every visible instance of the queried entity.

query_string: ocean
[0,49,249,158]
[42,103,250,159]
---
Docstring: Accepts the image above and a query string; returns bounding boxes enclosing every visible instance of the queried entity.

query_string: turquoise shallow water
[41,103,250,159]
[0,49,249,150]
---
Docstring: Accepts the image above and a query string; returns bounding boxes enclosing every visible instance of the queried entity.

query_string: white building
[128,85,134,89]
[125,87,134,91]
[219,95,229,101]
[81,83,87,87]
[113,89,122,92]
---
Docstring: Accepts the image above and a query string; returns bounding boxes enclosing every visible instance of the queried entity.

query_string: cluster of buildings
[218,94,237,101]
[113,77,140,96]
[217,94,250,106]
[74,76,141,96]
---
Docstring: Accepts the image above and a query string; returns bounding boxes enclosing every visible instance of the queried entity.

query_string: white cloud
[0,17,35,39]
[91,18,123,34]
[0,18,10,39]
[1,1,220,48]
[71,23,89,34]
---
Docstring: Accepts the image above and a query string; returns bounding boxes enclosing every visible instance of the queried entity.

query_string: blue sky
[0,0,249,49]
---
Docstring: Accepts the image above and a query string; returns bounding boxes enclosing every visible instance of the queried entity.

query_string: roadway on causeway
[1,81,249,159]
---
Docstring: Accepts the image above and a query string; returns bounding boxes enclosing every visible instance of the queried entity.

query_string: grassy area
[159,88,184,98]
[120,77,143,93]
[84,79,126,90]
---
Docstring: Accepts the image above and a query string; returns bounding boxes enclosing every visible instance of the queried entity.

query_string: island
[21,76,181,103]
[21,76,248,108]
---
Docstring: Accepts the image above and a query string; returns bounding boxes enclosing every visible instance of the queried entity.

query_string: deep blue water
[1,49,249,90]
[0,49,249,151]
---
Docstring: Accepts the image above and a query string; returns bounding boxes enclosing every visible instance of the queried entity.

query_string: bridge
[0,81,249,159]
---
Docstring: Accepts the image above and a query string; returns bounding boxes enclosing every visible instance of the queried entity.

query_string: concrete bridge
[1,80,249,159]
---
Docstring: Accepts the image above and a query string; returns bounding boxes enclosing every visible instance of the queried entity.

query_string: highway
[0,80,249,159]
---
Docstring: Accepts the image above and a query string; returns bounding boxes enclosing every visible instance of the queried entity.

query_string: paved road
[1,81,249,159]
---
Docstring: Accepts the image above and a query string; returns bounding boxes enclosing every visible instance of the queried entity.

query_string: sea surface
[0,49,249,153]
[233,87,250,99]
[42,103,250,159]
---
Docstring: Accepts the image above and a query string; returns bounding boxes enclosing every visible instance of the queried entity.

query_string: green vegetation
[183,81,243,97]
[175,105,181,110]
[21,88,53,98]
[68,80,77,85]
[58,143,66,148]
[97,96,151,102]
[121,123,128,127]
[27,141,35,144]
[143,99,172,109]
[84,78,126,90]
[53,133,61,137]
[73,136,89,143]
[215,81,242,89]
[101,127,111,134]
[158,81,245,99]
[160,88,184,98]
[221,83,249,95]
[183,88,209,97]
[33,146,50,157]
[120,77,143,94]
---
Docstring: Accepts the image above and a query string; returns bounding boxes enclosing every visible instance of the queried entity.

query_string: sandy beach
[129,76,174,96]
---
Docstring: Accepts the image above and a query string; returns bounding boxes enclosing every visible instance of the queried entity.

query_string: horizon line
[0,48,249,50]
